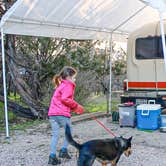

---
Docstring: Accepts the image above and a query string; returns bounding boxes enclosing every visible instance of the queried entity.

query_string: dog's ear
[128,136,133,142]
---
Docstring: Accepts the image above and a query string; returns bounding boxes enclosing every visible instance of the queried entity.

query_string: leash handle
[90,115,116,137]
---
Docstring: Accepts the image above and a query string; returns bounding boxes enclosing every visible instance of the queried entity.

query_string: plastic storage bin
[118,104,135,127]
[136,104,161,130]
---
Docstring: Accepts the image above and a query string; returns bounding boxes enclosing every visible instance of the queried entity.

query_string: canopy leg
[1,28,10,139]
[159,13,166,72]
[108,33,113,114]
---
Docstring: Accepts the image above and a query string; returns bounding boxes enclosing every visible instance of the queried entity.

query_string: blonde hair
[52,66,77,88]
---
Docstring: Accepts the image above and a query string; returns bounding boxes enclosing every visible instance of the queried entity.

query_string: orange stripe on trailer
[128,82,166,89]
[128,82,156,88]
[158,82,166,88]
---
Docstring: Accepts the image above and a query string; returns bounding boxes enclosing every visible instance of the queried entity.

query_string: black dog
[65,124,132,166]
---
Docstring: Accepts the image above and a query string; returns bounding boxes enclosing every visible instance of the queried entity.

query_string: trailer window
[136,36,164,59]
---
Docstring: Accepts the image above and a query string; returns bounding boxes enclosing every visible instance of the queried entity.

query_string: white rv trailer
[121,21,166,107]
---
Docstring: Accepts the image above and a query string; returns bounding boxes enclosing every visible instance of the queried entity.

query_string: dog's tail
[65,124,81,150]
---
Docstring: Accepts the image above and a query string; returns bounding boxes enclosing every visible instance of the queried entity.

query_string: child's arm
[61,85,78,109]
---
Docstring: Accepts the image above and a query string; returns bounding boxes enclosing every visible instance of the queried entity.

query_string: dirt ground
[0,117,166,166]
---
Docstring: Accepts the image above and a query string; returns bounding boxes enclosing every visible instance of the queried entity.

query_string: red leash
[90,115,116,137]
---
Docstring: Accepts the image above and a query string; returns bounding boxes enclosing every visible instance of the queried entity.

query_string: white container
[118,104,135,127]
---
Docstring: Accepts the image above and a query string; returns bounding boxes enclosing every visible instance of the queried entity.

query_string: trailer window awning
[1,0,166,40]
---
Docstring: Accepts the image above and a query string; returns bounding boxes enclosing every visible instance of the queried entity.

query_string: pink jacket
[48,79,78,117]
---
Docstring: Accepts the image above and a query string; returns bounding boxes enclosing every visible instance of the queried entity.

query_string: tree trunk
[5,35,48,119]
[0,95,36,119]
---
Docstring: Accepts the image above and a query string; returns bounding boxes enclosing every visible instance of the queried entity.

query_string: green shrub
[0,97,19,126]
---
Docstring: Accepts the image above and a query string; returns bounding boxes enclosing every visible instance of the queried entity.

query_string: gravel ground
[0,117,166,166]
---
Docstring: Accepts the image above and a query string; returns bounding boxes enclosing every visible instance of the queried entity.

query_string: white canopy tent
[1,0,166,39]
[1,0,166,138]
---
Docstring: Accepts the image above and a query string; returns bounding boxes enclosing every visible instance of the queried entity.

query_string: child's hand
[77,104,84,114]
[72,104,84,114]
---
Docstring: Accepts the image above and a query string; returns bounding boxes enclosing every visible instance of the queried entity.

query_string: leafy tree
[112,47,127,76]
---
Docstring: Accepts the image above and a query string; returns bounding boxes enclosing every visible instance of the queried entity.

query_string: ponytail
[52,75,61,88]
[52,66,77,88]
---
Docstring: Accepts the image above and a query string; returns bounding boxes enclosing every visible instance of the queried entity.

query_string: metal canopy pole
[108,33,113,114]
[107,4,147,115]
[107,4,147,117]
[0,0,23,140]
[1,28,10,138]
[159,13,166,72]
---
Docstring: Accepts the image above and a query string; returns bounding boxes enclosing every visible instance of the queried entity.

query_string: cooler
[118,104,135,127]
[136,104,161,130]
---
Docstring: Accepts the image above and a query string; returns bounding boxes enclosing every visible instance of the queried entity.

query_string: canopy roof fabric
[1,0,166,40]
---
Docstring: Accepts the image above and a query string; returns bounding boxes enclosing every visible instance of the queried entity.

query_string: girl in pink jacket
[48,66,84,165]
